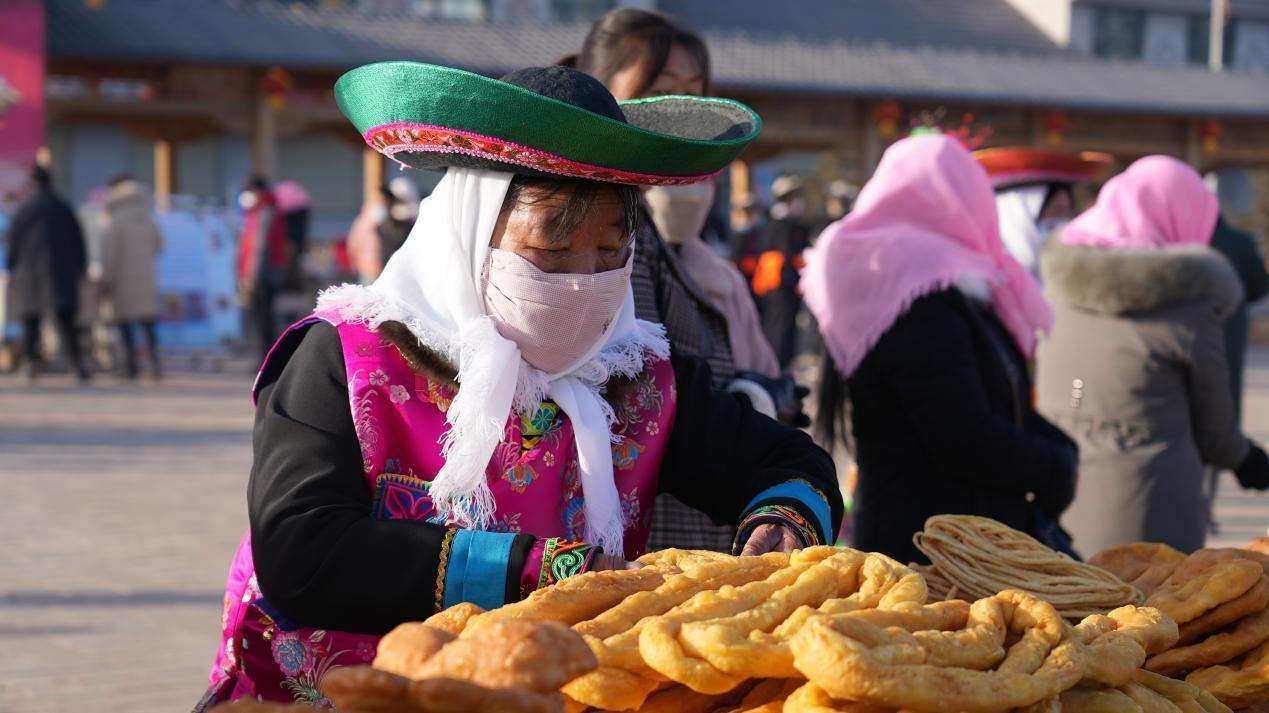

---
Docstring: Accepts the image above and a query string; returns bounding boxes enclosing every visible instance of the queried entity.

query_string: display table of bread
[209,517,1269,712]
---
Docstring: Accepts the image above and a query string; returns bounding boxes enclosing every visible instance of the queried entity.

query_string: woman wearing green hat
[196,63,839,708]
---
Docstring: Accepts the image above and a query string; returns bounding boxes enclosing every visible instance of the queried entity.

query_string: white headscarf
[318,168,668,555]
[995,184,1049,279]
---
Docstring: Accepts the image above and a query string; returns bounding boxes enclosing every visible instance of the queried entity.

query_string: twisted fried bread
[1076,606,1179,687]
[790,590,1087,713]
[462,568,667,635]
[321,665,565,713]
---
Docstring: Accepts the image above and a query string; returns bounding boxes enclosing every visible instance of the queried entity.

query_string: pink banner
[0,0,44,205]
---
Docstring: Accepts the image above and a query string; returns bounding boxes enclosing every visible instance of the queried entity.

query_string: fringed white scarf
[318,168,668,555]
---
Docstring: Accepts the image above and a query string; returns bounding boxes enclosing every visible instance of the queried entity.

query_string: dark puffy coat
[847,288,1078,564]
[5,186,87,316]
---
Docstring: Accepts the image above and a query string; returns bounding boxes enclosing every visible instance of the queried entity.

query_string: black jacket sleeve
[658,353,843,541]
[249,322,531,635]
[873,294,1076,506]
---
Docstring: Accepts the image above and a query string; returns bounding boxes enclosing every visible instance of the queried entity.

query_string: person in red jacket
[236,176,290,361]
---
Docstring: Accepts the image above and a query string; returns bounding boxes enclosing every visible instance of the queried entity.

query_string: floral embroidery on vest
[372,473,442,523]
[502,462,538,493]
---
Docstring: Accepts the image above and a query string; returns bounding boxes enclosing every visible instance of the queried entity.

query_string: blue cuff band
[742,480,833,545]
[442,530,518,610]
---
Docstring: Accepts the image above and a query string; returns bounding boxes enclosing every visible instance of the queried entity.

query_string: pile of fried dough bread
[1090,541,1269,710]
[213,539,1236,712]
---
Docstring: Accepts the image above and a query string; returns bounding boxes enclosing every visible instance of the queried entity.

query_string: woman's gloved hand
[1236,444,1269,490]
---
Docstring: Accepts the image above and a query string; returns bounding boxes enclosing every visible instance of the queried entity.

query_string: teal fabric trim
[334,62,760,177]
[742,481,833,545]
[442,530,518,610]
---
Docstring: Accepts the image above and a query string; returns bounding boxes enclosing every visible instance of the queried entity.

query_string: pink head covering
[802,134,1053,378]
[1061,155,1217,249]
[273,180,311,214]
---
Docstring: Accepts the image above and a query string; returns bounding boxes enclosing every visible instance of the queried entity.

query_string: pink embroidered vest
[197,313,675,709]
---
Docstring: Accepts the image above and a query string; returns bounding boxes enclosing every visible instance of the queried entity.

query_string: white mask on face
[238,191,259,211]
[482,248,633,375]
[643,182,716,246]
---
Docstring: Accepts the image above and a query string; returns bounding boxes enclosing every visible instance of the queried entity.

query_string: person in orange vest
[754,175,811,369]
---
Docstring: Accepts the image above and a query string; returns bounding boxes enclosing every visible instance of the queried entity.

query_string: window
[1093,6,1146,59]
[1189,14,1237,66]
[411,0,486,21]
[550,0,613,23]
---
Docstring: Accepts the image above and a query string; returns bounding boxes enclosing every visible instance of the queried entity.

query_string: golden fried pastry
[416,619,596,693]
[322,665,416,712]
[463,568,666,635]
[1167,550,1269,587]
[1148,560,1263,626]
[321,665,565,713]
[1148,608,1269,676]
[409,676,565,713]
[1120,680,1185,713]
[783,681,895,713]
[1056,685,1142,713]
[1077,606,1179,687]
[790,589,1086,712]
[573,553,784,640]
[1177,577,1269,646]
[718,677,803,712]
[423,601,484,635]
[1247,539,1269,557]
[631,682,753,713]
[373,622,456,678]
[1134,670,1233,713]
[1091,543,1188,597]
[913,515,1143,620]
[1186,640,1269,709]
[563,559,816,709]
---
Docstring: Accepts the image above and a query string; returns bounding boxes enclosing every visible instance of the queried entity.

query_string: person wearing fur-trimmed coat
[1036,156,1269,556]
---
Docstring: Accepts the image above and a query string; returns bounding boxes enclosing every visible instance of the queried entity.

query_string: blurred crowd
[5,7,1269,571]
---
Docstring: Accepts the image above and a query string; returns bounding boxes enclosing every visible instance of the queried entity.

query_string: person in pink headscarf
[804,134,1078,564]
[1036,155,1269,556]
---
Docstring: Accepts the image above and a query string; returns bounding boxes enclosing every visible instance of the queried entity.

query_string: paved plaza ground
[4,349,1269,712]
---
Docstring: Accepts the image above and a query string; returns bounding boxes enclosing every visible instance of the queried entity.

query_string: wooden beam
[154,139,174,212]
[252,95,279,180]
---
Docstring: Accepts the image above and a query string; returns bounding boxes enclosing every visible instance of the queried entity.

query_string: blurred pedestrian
[346,192,386,284]
[378,176,420,265]
[811,178,857,237]
[805,135,1077,564]
[1037,156,1269,555]
[1204,214,1269,532]
[730,193,765,279]
[273,180,311,290]
[5,166,90,381]
[567,7,808,552]
[236,176,290,361]
[974,147,1112,281]
[99,174,163,380]
[754,175,811,369]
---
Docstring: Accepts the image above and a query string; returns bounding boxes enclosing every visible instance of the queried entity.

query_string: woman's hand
[739,523,802,556]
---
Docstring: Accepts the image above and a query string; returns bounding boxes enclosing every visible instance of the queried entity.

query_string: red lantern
[1199,119,1222,155]
[260,67,293,111]
[1041,112,1069,146]
[873,101,903,139]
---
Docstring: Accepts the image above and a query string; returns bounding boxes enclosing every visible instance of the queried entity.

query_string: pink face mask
[482,248,632,374]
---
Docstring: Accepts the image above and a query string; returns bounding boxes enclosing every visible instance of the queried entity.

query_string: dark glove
[733,371,811,428]
[1236,444,1269,490]
[1035,443,1078,517]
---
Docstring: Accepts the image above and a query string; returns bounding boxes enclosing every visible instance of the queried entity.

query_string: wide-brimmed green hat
[335,62,761,186]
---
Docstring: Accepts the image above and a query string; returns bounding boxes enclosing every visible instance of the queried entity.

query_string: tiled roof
[47,0,1269,117]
